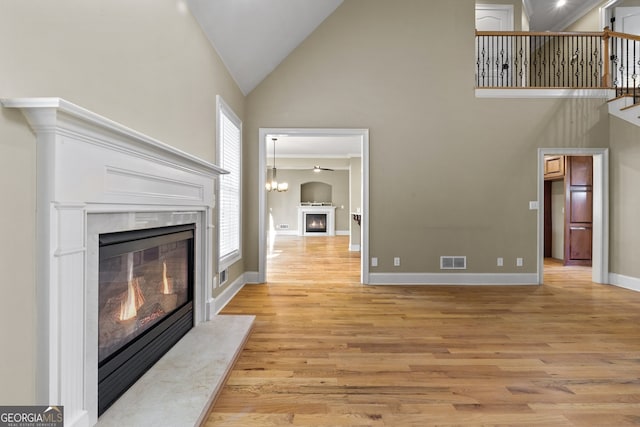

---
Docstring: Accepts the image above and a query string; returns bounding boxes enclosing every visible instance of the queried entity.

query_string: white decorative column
[1,98,227,427]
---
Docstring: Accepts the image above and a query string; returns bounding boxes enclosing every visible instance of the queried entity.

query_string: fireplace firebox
[305,213,327,233]
[98,224,195,415]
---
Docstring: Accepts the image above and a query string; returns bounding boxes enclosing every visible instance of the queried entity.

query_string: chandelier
[266,137,288,192]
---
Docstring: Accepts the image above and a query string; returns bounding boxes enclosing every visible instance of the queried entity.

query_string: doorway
[537,149,609,284]
[258,128,370,284]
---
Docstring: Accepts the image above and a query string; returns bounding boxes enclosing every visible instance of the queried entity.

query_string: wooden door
[564,156,593,266]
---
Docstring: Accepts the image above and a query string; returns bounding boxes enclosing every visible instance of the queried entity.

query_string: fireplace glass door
[305,213,327,233]
[98,224,195,415]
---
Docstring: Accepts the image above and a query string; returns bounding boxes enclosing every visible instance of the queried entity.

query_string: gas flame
[119,277,145,321]
[119,252,145,321]
[162,261,173,294]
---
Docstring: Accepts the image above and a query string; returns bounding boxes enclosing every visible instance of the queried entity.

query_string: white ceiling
[524,0,605,32]
[267,135,361,159]
[186,0,343,95]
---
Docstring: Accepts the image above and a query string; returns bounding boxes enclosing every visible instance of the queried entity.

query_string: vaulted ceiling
[186,0,608,158]
[187,0,605,97]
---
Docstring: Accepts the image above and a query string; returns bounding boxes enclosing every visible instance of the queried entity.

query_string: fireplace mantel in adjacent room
[1,98,250,427]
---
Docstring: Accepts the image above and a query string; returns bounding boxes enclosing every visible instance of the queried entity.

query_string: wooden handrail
[605,29,640,42]
[475,28,640,42]
[475,30,605,37]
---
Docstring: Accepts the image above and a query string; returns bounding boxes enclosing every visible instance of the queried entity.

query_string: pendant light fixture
[266,137,288,192]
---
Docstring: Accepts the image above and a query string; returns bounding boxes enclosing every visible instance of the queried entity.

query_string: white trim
[213,272,247,314]
[609,273,640,292]
[350,244,361,252]
[537,148,609,285]
[337,230,350,236]
[476,89,615,99]
[243,271,260,284]
[258,128,370,284]
[369,273,538,285]
[522,0,532,23]
[601,0,624,30]
[275,230,299,236]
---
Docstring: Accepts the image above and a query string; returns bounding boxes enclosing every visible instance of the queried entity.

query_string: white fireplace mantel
[297,205,336,236]
[1,98,227,427]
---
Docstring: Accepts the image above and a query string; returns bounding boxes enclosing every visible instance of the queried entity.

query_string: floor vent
[440,256,467,270]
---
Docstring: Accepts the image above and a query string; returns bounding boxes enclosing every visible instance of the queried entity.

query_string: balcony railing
[475,28,640,100]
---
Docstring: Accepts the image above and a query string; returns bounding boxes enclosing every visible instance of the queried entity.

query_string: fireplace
[305,214,327,233]
[98,224,195,415]
[297,205,337,236]
[1,98,228,426]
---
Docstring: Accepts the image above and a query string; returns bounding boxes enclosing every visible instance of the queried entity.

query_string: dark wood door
[564,156,593,266]
[544,181,552,258]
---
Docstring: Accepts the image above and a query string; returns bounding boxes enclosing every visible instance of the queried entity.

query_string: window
[217,96,242,269]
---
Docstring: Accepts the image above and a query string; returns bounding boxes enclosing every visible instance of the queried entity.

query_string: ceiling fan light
[313,166,321,172]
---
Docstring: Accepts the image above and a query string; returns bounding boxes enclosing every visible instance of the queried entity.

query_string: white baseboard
[337,230,350,236]
[275,230,298,236]
[609,273,640,292]
[349,244,361,252]
[243,271,260,284]
[213,272,248,314]
[368,272,538,285]
[213,271,262,313]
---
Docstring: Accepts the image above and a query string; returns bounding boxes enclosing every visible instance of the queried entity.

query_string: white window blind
[217,96,242,266]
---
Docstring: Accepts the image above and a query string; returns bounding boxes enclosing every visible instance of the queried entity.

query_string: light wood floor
[206,236,640,426]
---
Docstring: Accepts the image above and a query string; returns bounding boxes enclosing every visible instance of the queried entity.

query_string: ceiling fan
[312,165,334,172]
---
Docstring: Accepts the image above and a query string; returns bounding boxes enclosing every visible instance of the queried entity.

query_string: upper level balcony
[475,28,640,104]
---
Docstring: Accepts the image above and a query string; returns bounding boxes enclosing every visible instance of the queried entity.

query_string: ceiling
[524,0,605,32]
[186,1,606,158]
[186,0,343,95]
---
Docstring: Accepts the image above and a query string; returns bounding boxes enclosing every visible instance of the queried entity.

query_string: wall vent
[277,224,289,230]
[219,268,228,285]
[440,256,467,270]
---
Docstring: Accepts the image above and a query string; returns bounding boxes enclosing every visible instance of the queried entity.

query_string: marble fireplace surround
[2,98,253,426]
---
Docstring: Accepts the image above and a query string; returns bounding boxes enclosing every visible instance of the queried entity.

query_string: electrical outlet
[371,257,378,267]
[516,257,523,267]
[497,257,503,267]
[394,257,400,266]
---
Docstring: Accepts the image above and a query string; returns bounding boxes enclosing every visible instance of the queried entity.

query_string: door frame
[258,128,370,284]
[537,148,609,284]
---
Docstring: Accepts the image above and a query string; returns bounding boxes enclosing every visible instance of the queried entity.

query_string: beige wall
[268,169,350,233]
[566,1,607,31]
[244,0,609,274]
[0,0,244,403]
[610,116,640,278]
